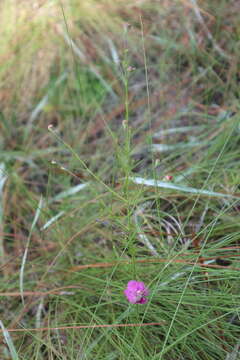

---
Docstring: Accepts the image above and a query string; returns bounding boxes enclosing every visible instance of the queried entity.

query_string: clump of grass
[0,0,150,115]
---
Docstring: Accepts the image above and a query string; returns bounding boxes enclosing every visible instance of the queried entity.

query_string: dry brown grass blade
[180,0,214,19]
[0,286,80,297]
[70,258,240,272]
[0,322,165,334]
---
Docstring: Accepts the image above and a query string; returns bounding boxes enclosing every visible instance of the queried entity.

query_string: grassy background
[1,0,240,359]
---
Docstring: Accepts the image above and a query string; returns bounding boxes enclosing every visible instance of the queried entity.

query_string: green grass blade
[0,320,19,360]
[19,195,43,305]
[131,176,239,199]
[0,163,7,266]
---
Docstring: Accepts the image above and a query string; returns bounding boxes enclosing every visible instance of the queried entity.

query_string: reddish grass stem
[1,322,165,333]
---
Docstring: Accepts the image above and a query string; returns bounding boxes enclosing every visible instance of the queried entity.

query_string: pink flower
[124,280,149,304]
[164,175,173,181]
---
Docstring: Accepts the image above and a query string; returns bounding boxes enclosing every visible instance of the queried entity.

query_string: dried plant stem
[1,322,165,334]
